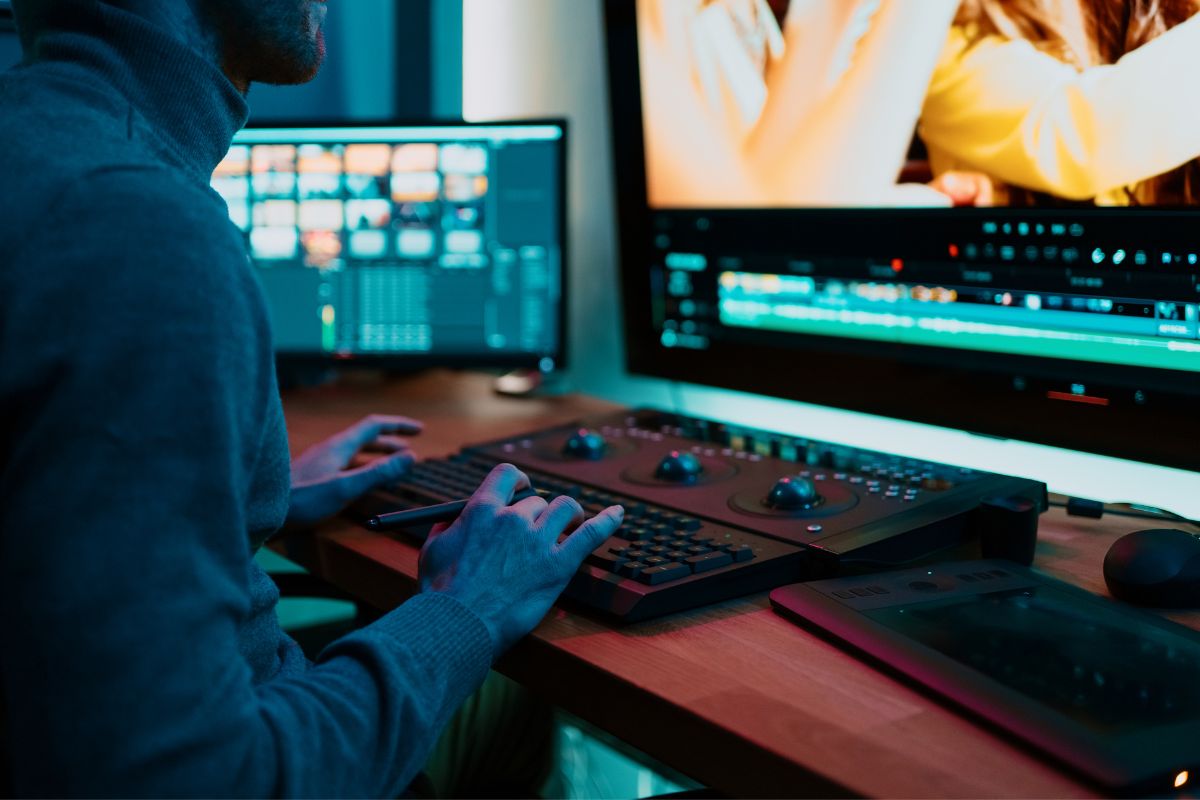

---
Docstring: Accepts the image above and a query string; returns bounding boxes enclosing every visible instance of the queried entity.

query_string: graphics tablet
[770,560,1200,795]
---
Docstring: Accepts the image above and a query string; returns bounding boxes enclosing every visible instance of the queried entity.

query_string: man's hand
[287,414,423,529]
[418,463,624,659]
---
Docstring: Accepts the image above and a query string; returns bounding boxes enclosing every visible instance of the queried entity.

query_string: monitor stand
[493,368,571,397]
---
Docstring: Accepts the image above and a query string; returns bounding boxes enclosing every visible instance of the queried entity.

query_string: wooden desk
[277,369,1199,799]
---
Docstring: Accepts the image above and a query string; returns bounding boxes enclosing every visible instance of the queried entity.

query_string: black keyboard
[355,408,1046,622]
[360,454,806,621]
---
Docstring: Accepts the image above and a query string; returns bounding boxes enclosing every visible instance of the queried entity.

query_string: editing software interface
[654,214,1199,389]
[627,0,1200,407]
[213,123,563,366]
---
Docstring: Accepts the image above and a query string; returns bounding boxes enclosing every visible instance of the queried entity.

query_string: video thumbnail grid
[212,141,491,269]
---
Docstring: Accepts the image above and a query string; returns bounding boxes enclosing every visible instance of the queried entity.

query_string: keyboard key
[636,562,692,585]
[609,546,630,556]
[677,517,703,531]
[643,556,669,567]
[666,550,690,561]
[686,544,711,555]
[647,545,668,555]
[625,550,648,561]
[685,551,733,573]
[619,561,647,578]
[668,539,690,550]
[586,552,627,571]
[833,590,855,599]
[728,545,754,562]
[652,534,674,544]
[624,527,652,542]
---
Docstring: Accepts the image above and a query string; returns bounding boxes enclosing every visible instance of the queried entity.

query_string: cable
[1048,493,1200,530]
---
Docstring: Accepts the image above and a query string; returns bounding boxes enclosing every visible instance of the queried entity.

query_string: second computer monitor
[213,120,565,370]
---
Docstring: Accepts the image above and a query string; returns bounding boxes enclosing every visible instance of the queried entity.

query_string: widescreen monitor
[606,1,1199,470]
[213,120,565,370]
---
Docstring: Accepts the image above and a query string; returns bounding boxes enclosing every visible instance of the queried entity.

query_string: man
[0,0,623,795]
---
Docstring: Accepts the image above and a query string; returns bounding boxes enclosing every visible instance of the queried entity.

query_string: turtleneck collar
[21,1,248,181]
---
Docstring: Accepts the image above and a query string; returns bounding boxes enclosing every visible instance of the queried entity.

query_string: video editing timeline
[362,409,1046,621]
[212,124,562,362]
[653,214,1200,381]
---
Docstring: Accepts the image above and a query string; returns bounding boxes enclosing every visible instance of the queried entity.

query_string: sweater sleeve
[0,169,493,798]
[920,16,1200,200]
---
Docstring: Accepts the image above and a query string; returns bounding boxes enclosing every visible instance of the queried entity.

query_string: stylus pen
[366,487,541,531]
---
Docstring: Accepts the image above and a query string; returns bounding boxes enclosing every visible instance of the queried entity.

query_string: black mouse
[1102,528,1200,608]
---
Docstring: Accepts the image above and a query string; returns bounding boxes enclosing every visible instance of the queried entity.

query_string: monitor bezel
[604,2,1197,470]
[233,117,569,373]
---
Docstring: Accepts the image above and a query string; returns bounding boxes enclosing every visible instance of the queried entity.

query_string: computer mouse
[1102,528,1200,608]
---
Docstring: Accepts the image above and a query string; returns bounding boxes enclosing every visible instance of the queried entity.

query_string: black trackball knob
[766,476,821,510]
[562,428,607,460]
[655,450,703,483]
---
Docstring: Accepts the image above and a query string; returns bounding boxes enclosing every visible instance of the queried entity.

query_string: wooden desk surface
[277,369,1200,799]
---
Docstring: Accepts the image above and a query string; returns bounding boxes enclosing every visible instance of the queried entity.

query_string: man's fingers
[555,505,624,567]
[336,451,415,502]
[468,463,530,509]
[508,494,549,520]
[347,414,424,448]
[363,434,414,454]
[321,415,422,464]
[535,495,585,538]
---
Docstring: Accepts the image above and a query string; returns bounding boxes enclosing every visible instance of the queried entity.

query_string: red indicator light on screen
[948,244,959,258]
[1047,390,1110,407]
[891,258,904,273]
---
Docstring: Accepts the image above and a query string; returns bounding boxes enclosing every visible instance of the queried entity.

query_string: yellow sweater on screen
[920,15,1200,205]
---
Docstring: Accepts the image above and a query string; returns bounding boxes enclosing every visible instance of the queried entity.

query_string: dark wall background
[0,0,461,119]
[0,0,18,68]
